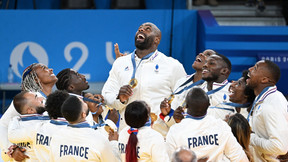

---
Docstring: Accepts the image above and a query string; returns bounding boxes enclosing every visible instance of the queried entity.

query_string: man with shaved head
[247,60,288,161]
[102,22,186,132]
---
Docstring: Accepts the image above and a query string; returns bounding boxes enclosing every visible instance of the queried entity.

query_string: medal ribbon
[68,122,91,128]
[50,119,68,125]
[246,86,276,122]
[39,91,47,99]
[206,81,228,95]
[172,75,205,96]
[185,113,207,120]
[20,114,50,121]
[222,102,251,108]
[130,51,156,79]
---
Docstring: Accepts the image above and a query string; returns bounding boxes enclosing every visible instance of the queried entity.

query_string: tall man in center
[102,22,186,131]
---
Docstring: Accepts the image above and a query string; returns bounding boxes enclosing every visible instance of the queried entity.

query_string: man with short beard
[102,22,186,132]
[246,60,288,161]
[158,49,215,136]
[200,53,234,120]
[7,91,50,161]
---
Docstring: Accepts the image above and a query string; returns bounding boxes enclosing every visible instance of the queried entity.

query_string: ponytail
[126,128,138,162]
[124,101,149,162]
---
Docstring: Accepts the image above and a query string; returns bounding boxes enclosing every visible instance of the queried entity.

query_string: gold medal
[104,105,113,111]
[129,78,138,89]
[167,94,175,104]
[150,112,157,122]
[104,125,114,133]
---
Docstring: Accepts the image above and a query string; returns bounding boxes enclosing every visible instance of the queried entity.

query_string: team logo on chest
[154,64,159,72]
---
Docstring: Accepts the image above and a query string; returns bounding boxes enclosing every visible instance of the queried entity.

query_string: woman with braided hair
[0,63,57,161]
[118,100,169,162]
[21,63,57,96]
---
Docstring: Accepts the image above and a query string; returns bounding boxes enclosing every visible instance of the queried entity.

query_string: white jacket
[250,86,288,161]
[166,115,249,161]
[102,50,186,131]
[118,126,169,161]
[201,80,235,120]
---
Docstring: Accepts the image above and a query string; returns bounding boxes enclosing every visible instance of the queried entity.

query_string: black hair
[13,91,29,114]
[61,96,82,122]
[186,87,210,116]
[125,100,149,128]
[125,100,149,162]
[264,60,281,83]
[56,68,71,91]
[45,90,69,119]
[215,53,232,72]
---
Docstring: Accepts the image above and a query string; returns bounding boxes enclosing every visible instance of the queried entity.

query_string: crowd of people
[0,22,287,162]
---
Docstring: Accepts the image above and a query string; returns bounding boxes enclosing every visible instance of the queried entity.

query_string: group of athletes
[0,22,287,162]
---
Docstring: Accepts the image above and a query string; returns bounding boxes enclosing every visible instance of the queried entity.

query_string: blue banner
[0,10,197,83]
[258,53,288,69]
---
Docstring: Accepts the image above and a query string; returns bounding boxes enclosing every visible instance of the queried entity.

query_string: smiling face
[192,49,215,71]
[246,60,266,89]
[33,63,58,85]
[135,23,160,50]
[202,55,224,82]
[229,77,248,104]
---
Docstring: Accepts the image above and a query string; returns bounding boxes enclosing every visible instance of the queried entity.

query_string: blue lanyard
[50,119,68,125]
[207,82,228,95]
[21,115,50,121]
[91,123,107,130]
[222,102,251,108]
[144,117,151,127]
[68,122,91,128]
[105,110,121,129]
[247,86,272,122]
[39,91,47,99]
[69,94,105,115]
[173,75,205,95]
[69,93,102,105]
[209,106,235,112]
[82,97,101,104]
[185,114,206,120]
[130,51,155,79]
